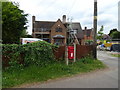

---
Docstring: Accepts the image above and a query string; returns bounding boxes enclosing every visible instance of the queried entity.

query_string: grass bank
[111,54,120,57]
[2,57,106,88]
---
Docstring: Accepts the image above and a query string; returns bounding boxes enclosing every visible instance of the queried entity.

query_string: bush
[2,44,22,71]
[80,56,94,64]
[22,41,55,66]
[2,41,56,71]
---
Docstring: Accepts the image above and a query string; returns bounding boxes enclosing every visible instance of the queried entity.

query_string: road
[19,51,118,88]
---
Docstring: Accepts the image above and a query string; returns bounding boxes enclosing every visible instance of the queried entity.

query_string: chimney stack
[85,27,87,30]
[32,16,35,23]
[84,27,87,36]
[32,16,35,33]
[62,15,66,23]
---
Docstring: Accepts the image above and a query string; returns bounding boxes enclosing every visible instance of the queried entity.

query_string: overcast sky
[10,0,119,35]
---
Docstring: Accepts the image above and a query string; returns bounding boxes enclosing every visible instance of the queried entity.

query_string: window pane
[56,27,62,32]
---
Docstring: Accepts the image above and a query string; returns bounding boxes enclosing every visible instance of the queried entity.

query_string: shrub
[2,41,56,71]
[2,44,22,71]
[22,41,55,66]
[80,56,94,64]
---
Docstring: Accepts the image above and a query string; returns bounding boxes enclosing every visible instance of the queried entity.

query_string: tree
[110,31,120,39]
[20,29,28,38]
[108,29,120,39]
[2,2,28,44]
[97,25,104,40]
[25,35,33,38]
[108,29,117,36]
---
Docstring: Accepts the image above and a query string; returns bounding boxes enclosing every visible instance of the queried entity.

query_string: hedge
[2,41,57,70]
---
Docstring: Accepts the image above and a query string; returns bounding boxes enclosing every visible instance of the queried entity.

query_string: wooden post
[74,43,76,62]
[0,2,2,90]
[65,46,68,65]
[93,0,97,59]
[118,1,120,89]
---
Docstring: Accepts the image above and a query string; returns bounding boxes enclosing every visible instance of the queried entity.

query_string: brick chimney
[32,16,35,23]
[32,16,35,34]
[62,15,66,23]
[85,27,87,35]
[84,27,87,41]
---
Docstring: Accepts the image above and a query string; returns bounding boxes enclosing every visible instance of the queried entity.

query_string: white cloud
[10,0,119,34]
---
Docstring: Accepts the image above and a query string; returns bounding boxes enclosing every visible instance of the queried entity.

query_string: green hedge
[2,41,57,70]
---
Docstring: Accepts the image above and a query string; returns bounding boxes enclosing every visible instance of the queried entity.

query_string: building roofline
[35,21,81,24]
[35,21,56,23]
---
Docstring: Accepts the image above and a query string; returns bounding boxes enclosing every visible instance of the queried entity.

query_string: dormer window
[55,27,62,32]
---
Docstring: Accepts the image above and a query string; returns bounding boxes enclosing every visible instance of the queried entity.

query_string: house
[82,27,94,45]
[32,15,93,45]
[32,15,83,45]
[102,34,111,40]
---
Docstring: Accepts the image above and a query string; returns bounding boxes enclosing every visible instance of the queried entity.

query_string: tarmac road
[18,51,118,88]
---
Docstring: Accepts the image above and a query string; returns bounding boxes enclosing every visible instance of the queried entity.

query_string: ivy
[2,41,57,71]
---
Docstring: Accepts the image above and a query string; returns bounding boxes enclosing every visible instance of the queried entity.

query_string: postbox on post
[68,46,74,59]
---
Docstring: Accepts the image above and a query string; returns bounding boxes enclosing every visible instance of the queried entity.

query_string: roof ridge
[35,21,56,23]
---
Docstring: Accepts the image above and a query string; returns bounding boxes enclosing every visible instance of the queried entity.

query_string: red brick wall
[51,19,67,44]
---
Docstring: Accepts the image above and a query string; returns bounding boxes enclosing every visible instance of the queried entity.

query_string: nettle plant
[2,41,57,71]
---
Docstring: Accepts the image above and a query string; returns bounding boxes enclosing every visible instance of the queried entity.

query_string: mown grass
[2,57,106,88]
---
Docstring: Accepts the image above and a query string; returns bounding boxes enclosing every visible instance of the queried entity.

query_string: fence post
[74,43,76,62]
[65,46,68,65]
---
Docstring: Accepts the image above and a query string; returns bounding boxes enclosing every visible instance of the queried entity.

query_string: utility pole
[93,0,97,59]
[118,1,120,89]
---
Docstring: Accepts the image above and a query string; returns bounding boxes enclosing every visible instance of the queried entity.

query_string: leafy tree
[25,35,33,38]
[110,31,120,39]
[20,30,33,38]
[97,25,104,40]
[20,29,28,38]
[108,28,117,36]
[2,2,28,44]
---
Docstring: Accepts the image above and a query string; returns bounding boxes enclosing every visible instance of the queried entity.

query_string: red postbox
[68,46,74,59]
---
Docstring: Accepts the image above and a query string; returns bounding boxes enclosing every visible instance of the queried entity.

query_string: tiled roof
[34,21,56,31]
[34,20,84,39]
[66,22,84,39]
[76,32,84,39]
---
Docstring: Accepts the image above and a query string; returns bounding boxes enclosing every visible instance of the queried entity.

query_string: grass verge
[111,54,120,57]
[2,57,106,88]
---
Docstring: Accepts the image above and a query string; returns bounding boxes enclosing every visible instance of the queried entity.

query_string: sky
[10,0,119,35]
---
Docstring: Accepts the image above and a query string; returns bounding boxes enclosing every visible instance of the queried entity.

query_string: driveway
[18,51,118,88]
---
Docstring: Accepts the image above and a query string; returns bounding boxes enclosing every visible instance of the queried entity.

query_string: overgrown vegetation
[2,41,106,88]
[2,41,57,71]
[2,56,106,88]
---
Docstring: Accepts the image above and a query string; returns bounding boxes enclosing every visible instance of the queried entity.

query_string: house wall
[50,19,67,45]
